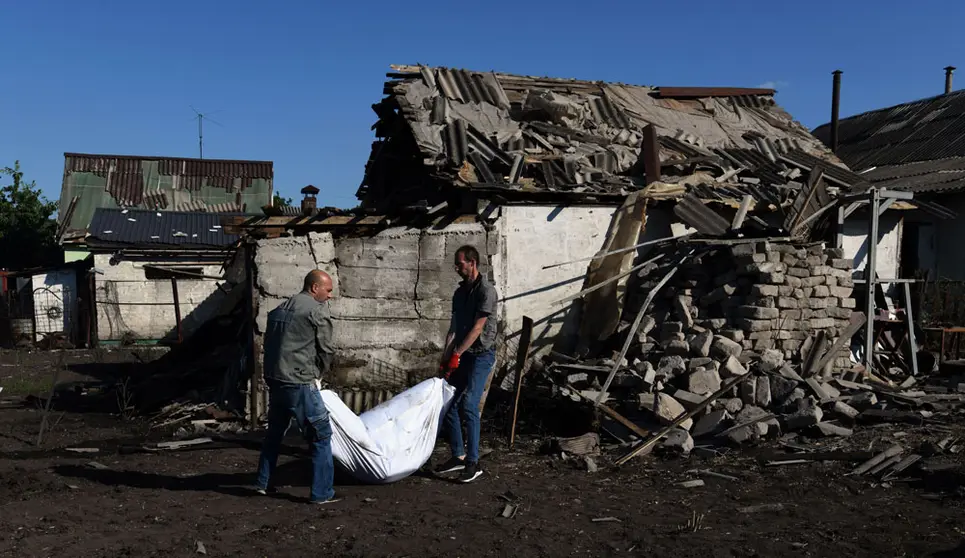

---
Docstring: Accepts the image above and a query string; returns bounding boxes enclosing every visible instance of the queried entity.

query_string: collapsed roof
[358,65,868,211]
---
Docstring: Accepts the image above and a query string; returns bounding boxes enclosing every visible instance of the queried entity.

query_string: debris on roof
[87,208,242,248]
[359,64,864,211]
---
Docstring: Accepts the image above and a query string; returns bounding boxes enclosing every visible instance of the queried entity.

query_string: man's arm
[453,316,488,355]
[312,305,336,377]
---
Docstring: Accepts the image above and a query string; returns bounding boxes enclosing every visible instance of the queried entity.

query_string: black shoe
[434,457,466,474]
[459,461,483,483]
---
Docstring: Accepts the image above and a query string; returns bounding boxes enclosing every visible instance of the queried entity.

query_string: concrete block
[841,298,856,309]
[700,318,728,330]
[672,389,706,410]
[761,272,786,284]
[836,275,854,288]
[721,355,748,378]
[814,422,853,437]
[760,349,785,372]
[689,357,716,371]
[738,306,780,320]
[340,265,420,299]
[755,375,772,407]
[693,409,731,438]
[723,398,743,414]
[336,234,421,268]
[808,298,830,309]
[802,276,826,287]
[811,265,832,276]
[829,286,853,299]
[787,267,810,278]
[737,318,775,332]
[307,232,337,264]
[769,375,799,403]
[687,368,722,396]
[744,262,787,275]
[665,340,691,356]
[781,402,824,431]
[805,255,827,266]
[785,275,803,288]
[660,428,695,454]
[850,391,878,411]
[810,318,835,329]
[333,318,448,350]
[751,284,780,298]
[639,392,693,430]
[830,258,852,270]
[255,236,324,297]
[657,355,687,376]
[740,378,757,405]
[777,297,799,309]
[711,336,743,360]
[748,330,774,340]
[662,321,684,335]
[330,297,420,320]
[753,339,775,350]
[832,401,860,420]
[690,330,713,358]
[721,329,745,343]
[705,284,737,304]
[812,285,830,297]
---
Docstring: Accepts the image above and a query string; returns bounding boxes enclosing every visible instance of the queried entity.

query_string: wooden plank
[810,312,868,373]
[731,195,753,230]
[851,444,903,475]
[509,316,535,448]
[642,125,661,186]
[567,385,651,441]
[615,373,755,466]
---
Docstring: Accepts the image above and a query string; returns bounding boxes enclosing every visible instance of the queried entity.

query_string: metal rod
[553,254,665,306]
[596,250,694,404]
[904,282,920,377]
[864,188,879,367]
[831,70,842,153]
[508,316,534,448]
[171,277,182,344]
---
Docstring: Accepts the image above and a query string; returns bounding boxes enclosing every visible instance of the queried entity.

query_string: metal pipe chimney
[945,66,956,94]
[830,70,842,153]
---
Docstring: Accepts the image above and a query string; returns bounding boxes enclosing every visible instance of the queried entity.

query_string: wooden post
[244,244,264,429]
[642,125,661,186]
[508,316,534,448]
[170,277,182,344]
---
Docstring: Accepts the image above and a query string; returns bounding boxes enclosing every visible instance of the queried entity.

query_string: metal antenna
[189,106,224,159]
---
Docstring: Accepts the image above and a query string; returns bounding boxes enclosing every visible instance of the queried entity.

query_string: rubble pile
[540,238,884,448]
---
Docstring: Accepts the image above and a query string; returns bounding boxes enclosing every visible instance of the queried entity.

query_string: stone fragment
[785,275,803,288]
[836,275,854,288]
[737,318,774,332]
[830,258,852,269]
[755,375,772,407]
[812,285,831,297]
[662,321,684,335]
[639,316,657,336]
[639,392,693,430]
[802,276,826,287]
[778,285,796,297]
[781,400,824,431]
[740,378,757,405]
[751,285,780,298]
[723,398,743,414]
[760,349,785,372]
[748,331,774,340]
[672,389,706,410]
[689,330,713,358]
[657,355,687,377]
[761,272,786,284]
[769,375,799,402]
[705,284,737,304]
[810,318,835,329]
[674,296,695,329]
[787,267,810,278]
[849,391,878,411]
[700,318,729,330]
[811,265,831,276]
[808,298,829,309]
[711,335,743,361]
[829,286,853,299]
[661,428,695,454]
[693,409,731,438]
[782,309,802,320]
[687,368,722,396]
[661,332,686,346]
[720,355,748,378]
[744,262,787,275]
[737,306,780,320]
[730,243,756,257]
[666,340,691,357]
[688,357,715,371]
[828,307,852,319]
[841,298,856,309]
[805,255,826,266]
[814,422,853,437]
[831,400,860,420]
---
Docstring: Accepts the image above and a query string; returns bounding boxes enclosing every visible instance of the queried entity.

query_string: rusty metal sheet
[673,194,731,236]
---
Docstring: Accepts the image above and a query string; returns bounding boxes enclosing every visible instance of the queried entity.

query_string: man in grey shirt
[255,269,338,504]
[434,245,498,483]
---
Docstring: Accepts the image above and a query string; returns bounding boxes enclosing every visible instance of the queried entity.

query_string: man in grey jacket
[255,269,338,504]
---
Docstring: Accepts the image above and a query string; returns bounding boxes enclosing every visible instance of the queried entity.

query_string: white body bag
[320,378,456,484]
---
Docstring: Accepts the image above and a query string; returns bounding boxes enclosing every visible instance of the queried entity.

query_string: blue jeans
[443,349,496,463]
[255,381,335,502]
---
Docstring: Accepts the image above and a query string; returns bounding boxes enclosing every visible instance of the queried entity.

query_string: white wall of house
[93,254,235,342]
[30,269,77,342]
[843,211,903,280]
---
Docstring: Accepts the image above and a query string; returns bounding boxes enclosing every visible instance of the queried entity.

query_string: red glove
[440,353,461,380]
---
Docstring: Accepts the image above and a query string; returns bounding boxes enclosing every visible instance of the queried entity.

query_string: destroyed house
[813,84,965,282]
[57,152,273,263]
[85,208,244,345]
[228,65,895,425]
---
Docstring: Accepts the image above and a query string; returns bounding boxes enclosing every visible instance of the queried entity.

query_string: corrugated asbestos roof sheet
[87,208,241,248]
[813,90,965,172]
[360,64,854,210]
[58,153,273,238]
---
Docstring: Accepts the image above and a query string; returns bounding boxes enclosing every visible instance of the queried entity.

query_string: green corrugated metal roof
[58,153,273,234]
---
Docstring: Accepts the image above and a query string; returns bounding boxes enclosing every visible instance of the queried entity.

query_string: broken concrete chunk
[700,318,728,330]
[750,284,780,298]
[737,306,781,320]
[665,340,691,357]
[672,389,705,410]
[720,355,748,378]
[781,401,824,431]
[689,330,713,358]
[755,376,772,407]
[814,422,853,437]
[657,355,687,374]
[693,409,731,438]
[687,368,722,396]
[711,336,743,361]
[769,375,799,403]
[639,316,657,336]
[662,321,684,336]
[688,357,715,372]
[720,329,745,343]
[850,391,878,411]
[661,428,695,454]
[759,349,785,372]
[740,378,757,405]
[639,392,693,430]
[831,400,859,420]
[674,296,695,329]
[723,398,743,414]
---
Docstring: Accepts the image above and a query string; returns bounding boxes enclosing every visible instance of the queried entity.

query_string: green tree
[0,161,61,270]
[273,193,293,207]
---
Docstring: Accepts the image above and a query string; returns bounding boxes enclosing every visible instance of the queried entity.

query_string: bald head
[303,270,334,302]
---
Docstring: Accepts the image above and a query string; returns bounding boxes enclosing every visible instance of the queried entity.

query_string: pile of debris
[534,235,965,464]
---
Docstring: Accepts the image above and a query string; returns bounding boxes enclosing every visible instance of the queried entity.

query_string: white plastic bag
[320,378,455,484]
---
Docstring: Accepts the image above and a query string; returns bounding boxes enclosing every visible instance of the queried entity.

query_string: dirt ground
[2,350,965,558]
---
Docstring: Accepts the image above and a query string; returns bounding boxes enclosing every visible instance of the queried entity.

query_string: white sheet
[321,378,456,484]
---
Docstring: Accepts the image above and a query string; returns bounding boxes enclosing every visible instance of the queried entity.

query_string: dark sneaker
[434,457,466,474]
[459,461,483,483]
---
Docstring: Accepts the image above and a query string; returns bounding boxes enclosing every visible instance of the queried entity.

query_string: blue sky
[3,0,963,209]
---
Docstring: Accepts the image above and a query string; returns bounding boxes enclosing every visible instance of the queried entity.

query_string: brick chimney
[300,184,320,215]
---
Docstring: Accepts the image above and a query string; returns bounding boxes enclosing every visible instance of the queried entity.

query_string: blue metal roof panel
[87,208,244,248]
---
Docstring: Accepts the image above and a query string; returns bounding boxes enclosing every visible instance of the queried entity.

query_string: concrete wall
[495,205,617,360]
[253,225,493,389]
[94,254,239,342]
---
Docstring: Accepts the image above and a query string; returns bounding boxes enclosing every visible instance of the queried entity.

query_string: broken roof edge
[388,64,776,98]
[812,88,965,137]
